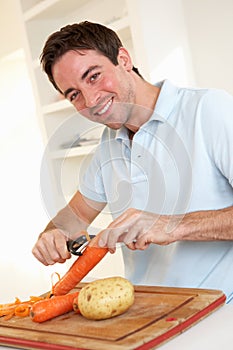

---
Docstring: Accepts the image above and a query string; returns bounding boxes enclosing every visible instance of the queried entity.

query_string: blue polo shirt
[80,80,233,301]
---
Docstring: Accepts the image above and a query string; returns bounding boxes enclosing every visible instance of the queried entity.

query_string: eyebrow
[63,65,101,98]
[81,65,101,80]
[64,88,74,99]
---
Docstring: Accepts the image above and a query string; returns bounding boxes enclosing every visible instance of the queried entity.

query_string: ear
[117,47,133,71]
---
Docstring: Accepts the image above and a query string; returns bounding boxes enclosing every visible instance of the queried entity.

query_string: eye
[69,91,80,102]
[90,72,100,82]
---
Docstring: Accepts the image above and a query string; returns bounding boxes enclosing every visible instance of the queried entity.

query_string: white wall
[0,1,23,57]
[128,0,233,94]
[182,0,233,94]
[0,52,55,302]
[128,0,196,86]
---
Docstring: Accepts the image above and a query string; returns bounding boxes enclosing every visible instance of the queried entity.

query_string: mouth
[95,97,113,116]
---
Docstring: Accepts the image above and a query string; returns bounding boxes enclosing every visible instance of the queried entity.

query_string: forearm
[177,205,233,241]
[98,205,233,251]
[42,204,88,239]
[40,191,105,240]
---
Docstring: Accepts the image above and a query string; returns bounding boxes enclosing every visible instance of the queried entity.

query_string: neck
[137,80,161,111]
[128,128,135,140]
[125,80,161,134]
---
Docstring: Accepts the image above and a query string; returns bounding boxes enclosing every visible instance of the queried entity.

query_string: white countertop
[0,304,233,350]
[159,303,233,350]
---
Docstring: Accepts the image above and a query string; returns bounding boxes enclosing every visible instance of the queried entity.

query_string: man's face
[52,49,136,129]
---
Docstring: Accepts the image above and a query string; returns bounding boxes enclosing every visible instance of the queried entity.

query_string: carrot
[53,234,108,296]
[30,291,79,323]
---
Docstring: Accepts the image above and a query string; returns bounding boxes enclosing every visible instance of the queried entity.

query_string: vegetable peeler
[66,234,95,256]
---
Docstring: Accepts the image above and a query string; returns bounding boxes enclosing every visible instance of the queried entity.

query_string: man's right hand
[32,191,105,265]
[32,229,71,266]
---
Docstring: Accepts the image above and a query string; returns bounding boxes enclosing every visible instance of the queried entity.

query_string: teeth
[97,99,112,115]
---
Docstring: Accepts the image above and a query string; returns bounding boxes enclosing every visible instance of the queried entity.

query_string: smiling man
[33,21,233,301]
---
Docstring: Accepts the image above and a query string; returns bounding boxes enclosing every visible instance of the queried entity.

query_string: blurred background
[0,0,233,302]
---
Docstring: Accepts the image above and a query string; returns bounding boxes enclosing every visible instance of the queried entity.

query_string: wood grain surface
[0,285,226,350]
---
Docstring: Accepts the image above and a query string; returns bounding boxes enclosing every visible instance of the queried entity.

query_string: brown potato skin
[75,276,134,320]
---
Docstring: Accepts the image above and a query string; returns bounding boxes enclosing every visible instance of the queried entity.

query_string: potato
[76,276,134,320]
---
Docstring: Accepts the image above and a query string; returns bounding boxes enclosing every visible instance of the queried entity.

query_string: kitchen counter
[159,303,233,350]
[0,297,232,350]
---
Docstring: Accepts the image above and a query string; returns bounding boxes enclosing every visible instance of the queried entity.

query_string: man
[33,21,233,301]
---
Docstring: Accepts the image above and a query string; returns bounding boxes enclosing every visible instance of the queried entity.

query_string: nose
[82,87,101,108]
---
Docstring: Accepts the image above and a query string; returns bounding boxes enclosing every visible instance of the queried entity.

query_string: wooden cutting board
[0,285,226,350]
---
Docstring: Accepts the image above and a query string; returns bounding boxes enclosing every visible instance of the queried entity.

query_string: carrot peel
[0,295,47,320]
[15,304,31,317]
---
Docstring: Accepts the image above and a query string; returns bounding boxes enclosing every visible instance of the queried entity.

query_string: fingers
[32,230,71,266]
[98,209,171,252]
[98,209,143,252]
[99,226,149,252]
[98,228,118,253]
[98,208,176,252]
[134,234,152,250]
[54,233,71,260]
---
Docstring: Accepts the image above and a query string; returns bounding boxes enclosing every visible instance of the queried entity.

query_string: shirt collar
[153,79,179,120]
[115,126,130,143]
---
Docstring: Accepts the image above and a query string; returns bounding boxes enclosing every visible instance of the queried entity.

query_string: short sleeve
[79,144,107,203]
[200,89,233,186]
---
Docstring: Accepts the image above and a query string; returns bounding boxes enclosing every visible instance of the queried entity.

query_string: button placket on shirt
[130,132,146,182]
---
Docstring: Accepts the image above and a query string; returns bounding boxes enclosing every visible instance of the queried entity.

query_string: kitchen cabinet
[18,0,150,216]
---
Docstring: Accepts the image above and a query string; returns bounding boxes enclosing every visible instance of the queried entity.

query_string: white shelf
[23,0,58,20]
[23,0,88,21]
[108,15,129,32]
[42,99,73,114]
[51,144,98,159]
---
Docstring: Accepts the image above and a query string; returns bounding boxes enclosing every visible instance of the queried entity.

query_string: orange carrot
[30,291,79,323]
[53,235,108,296]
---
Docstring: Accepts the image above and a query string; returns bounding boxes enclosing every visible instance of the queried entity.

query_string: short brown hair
[40,21,142,92]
